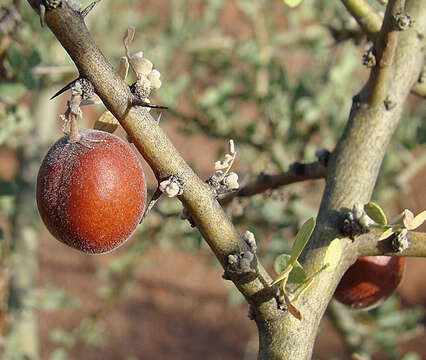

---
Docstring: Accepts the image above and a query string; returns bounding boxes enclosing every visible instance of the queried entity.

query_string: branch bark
[25,1,426,359]
[357,229,426,257]
[219,161,327,206]
[26,0,278,328]
[261,0,424,358]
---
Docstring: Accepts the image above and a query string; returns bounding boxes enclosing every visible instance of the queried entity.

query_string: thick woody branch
[24,1,426,359]
[25,0,277,315]
[341,0,424,98]
[219,161,326,206]
[256,0,425,358]
[357,229,426,257]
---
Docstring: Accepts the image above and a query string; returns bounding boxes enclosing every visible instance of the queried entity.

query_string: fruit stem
[69,114,81,143]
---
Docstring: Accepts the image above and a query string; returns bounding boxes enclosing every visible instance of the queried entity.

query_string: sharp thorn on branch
[50,79,76,100]
[80,0,102,18]
[131,98,168,110]
[39,3,46,26]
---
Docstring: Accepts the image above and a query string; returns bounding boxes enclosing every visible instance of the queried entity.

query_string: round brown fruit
[334,256,405,310]
[36,129,146,254]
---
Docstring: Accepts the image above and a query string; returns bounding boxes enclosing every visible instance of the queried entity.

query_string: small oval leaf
[364,202,387,226]
[411,210,426,230]
[323,238,342,272]
[402,209,414,229]
[378,227,394,241]
[289,262,307,284]
[274,254,290,274]
[93,111,120,133]
[271,263,293,285]
[289,217,316,264]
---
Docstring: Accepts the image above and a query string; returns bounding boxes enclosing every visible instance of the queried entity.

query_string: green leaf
[411,210,426,230]
[289,217,316,264]
[283,0,303,8]
[0,83,26,101]
[323,238,342,272]
[0,179,16,196]
[273,254,307,283]
[23,68,37,90]
[364,201,387,226]
[27,49,42,68]
[6,45,23,70]
[272,262,293,285]
[378,227,394,240]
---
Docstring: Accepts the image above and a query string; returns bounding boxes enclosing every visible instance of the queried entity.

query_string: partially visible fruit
[334,256,405,310]
[36,129,146,254]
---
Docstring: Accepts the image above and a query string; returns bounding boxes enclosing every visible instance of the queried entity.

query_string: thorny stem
[25,0,276,314]
[24,0,426,359]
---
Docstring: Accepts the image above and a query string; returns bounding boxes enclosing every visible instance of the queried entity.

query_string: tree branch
[365,0,406,107]
[340,0,383,40]
[255,0,425,358]
[25,0,278,322]
[357,229,426,257]
[24,1,426,359]
[219,161,327,206]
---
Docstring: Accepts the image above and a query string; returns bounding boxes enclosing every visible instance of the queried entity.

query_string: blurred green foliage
[0,0,424,359]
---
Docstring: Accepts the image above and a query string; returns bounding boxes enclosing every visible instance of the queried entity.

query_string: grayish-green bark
[24,1,425,359]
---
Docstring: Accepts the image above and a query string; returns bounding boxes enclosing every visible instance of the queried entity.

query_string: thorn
[39,3,46,27]
[81,0,102,18]
[50,78,96,103]
[131,98,168,110]
[50,79,76,100]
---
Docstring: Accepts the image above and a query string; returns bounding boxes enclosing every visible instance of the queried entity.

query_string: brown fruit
[334,256,405,310]
[36,129,146,254]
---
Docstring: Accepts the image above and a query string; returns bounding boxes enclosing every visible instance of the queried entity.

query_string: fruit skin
[334,256,405,310]
[36,129,146,254]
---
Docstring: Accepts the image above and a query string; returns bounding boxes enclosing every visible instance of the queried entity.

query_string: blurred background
[0,0,425,359]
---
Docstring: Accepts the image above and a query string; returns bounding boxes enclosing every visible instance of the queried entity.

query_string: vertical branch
[366,0,406,106]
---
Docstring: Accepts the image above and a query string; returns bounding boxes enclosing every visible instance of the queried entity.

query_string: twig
[357,229,426,257]
[219,161,327,206]
[366,0,405,107]
[340,0,383,40]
